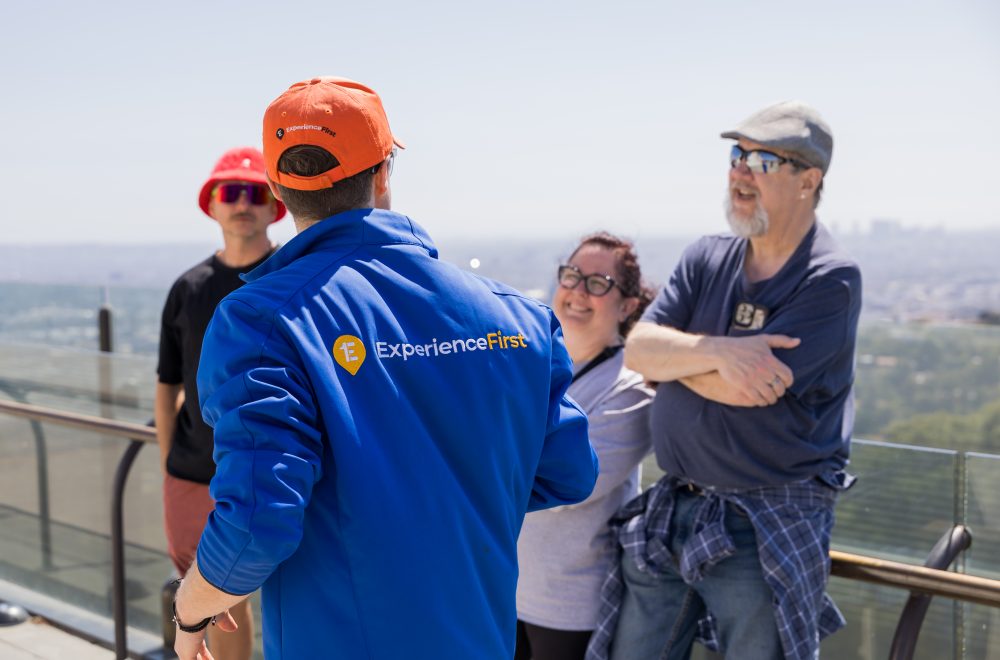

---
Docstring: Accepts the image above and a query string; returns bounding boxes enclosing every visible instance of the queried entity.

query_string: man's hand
[173,561,247,660]
[706,334,800,406]
[173,609,238,660]
[624,322,800,405]
[173,624,211,660]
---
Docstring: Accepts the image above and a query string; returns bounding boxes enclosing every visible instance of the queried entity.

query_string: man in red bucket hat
[155,146,285,660]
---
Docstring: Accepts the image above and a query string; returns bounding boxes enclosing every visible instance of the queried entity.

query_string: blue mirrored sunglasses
[730,144,806,174]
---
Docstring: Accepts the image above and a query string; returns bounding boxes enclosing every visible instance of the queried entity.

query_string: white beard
[724,191,769,238]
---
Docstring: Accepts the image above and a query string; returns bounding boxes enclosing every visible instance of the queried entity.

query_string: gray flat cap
[721,101,833,173]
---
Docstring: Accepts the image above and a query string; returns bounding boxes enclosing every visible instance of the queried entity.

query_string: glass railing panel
[0,342,155,423]
[0,341,164,637]
[825,439,960,658]
[0,283,104,351]
[0,282,167,356]
[0,423,171,636]
[964,453,1000,658]
[834,439,959,560]
[0,341,265,656]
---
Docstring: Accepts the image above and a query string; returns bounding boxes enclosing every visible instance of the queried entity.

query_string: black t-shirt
[157,251,273,483]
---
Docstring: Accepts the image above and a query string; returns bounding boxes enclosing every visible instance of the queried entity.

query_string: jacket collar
[243,208,437,282]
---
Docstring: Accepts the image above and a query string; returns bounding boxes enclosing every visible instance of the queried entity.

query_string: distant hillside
[2,227,998,322]
[0,243,217,289]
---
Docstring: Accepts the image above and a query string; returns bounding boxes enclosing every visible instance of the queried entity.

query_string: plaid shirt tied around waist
[586,472,855,660]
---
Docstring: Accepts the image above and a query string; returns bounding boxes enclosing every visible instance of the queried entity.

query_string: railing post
[111,439,144,660]
[955,452,968,660]
[99,288,114,354]
[29,419,53,570]
[887,525,973,660]
[0,382,54,572]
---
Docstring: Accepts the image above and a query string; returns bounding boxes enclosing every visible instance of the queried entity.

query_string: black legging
[514,620,593,660]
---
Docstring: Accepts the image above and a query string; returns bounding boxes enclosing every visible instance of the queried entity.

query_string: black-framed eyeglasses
[730,144,807,174]
[557,264,620,297]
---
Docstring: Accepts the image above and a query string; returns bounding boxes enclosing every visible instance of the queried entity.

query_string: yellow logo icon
[333,335,366,375]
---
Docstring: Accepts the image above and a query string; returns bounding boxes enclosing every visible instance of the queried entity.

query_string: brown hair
[274,145,378,222]
[568,231,654,336]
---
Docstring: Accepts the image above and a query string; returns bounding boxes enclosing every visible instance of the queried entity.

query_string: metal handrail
[888,525,973,660]
[0,398,155,660]
[830,549,1000,608]
[0,399,155,443]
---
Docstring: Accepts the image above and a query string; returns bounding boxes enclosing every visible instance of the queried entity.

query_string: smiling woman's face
[553,243,631,350]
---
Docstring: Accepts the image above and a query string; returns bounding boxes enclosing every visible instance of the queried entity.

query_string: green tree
[881,398,1000,454]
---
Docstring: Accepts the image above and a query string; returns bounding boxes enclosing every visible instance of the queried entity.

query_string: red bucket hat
[197,146,287,221]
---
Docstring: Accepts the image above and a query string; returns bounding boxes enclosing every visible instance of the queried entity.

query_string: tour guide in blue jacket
[170,77,598,660]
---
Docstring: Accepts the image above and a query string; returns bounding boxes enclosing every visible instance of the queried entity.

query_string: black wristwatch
[172,598,215,633]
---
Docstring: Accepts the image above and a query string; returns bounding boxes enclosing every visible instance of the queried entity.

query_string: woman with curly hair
[516,232,655,660]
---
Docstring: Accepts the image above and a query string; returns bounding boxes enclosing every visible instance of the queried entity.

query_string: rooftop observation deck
[1,339,999,660]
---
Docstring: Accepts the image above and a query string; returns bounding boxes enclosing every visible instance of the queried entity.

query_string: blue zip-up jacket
[195,209,598,659]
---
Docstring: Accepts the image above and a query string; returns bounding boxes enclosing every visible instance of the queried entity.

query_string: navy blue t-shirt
[642,223,862,489]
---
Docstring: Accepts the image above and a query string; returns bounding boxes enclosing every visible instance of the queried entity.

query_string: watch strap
[171,598,215,633]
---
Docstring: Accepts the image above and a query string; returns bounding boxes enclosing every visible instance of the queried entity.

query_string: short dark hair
[274,145,376,222]
[568,231,655,336]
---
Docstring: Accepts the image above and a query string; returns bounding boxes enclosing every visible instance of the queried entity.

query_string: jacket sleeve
[194,298,324,595]
[527,315,599,512]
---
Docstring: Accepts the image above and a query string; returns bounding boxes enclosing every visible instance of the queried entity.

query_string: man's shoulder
[460,271,559,327]
[683,233,742,266]
[805,224,861,287]
[216,270,295,322]
[467,271,548,305]
[170,254,218,289]
[698,232,742,248]
[164,254,218,301]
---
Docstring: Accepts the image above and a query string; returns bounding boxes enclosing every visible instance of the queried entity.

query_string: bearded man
[588,101,862,660]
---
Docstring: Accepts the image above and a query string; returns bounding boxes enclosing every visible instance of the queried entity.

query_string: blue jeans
[608,489,783,660]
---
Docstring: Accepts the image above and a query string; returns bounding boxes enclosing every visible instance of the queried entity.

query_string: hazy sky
[1,0,997,245]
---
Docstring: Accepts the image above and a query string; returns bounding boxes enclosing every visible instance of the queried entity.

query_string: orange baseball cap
[263,77,404,192]
[197,146,287,221]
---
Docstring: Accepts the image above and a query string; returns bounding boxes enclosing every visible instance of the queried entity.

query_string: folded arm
[625,321,799,407]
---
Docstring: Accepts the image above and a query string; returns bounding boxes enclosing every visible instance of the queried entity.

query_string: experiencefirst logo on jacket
[332,330,529,376]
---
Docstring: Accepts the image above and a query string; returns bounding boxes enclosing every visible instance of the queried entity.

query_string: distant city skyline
[1,0,998,245]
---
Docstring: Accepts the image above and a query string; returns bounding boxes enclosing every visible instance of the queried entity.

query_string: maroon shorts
[162,473,215,576]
